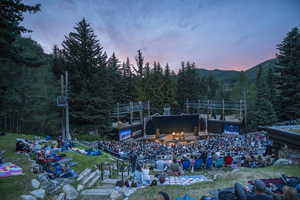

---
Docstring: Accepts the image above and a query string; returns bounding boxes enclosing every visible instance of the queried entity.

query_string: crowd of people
[98,132,274,174]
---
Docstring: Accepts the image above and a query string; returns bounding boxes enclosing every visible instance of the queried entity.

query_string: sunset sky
[22,0,300,71]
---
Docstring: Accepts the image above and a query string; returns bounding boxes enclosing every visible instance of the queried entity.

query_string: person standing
[129,151,137,173]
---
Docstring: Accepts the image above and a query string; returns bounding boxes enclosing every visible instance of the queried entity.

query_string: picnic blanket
[165,175,210,185]
[0,162,23,177]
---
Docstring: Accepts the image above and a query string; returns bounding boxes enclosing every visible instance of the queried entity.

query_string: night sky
[22,0,300,71]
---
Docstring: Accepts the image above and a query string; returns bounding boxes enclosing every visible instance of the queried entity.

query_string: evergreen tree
[176,62,202,112]
[0,0,40,64]
[267,68,275,105]
[120,57,134,102]
[253,66,277,126]
[162,63,176,107]
[1,38,59,134]
[107,52,123,104]
[275,27,300,121]
[133,50,146,101]
[61,18,111,134]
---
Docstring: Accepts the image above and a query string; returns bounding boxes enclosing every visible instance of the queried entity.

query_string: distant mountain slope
[195,69,240,83]
[196,58,278,83]
[245,58,278,81]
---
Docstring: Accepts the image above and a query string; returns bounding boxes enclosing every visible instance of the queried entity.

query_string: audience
[98,132,272,171]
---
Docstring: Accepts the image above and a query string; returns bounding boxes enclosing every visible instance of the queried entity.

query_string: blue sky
[22,0,300,71]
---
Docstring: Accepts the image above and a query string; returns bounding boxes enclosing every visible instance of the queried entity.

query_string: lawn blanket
[165,175,210,185]
[0,162,23,177]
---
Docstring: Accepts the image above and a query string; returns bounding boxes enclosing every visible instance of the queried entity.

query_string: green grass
[65,151,115,173]
[0,133,36,200]
[0,133,114,200]
[129,165,300,200]
[289,129,300,134]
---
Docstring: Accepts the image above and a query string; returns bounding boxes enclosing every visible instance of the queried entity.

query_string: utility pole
[244,90,247,128]
[58,71,71,141]
[60,75,65,140]
[65,71,71,141]
[130,102,133,124]
[222,99,225,120]
[239,99,242,121]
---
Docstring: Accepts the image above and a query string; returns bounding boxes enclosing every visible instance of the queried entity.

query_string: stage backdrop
[146,115,199,135]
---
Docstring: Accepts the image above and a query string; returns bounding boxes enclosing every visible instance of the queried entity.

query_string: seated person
[224,154,233,166]
[134,164,143,185]
[142,165,151,185]
[216,157,224,168]
[281,186,299,200]
[167,159,183,176]
[234,180,273,200]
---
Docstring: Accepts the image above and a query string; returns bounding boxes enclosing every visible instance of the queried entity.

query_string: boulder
[81,188,113,199]
[82,170,99,185]
[56,193,65,200]
[77,168,91,182]
[21,195,37,200]
[273,159,292,166]
[110,190,123,200]
[87,175,100,187]
[32,179,40,189]
[63,184,78,200]
[30,189,45,199]
[102,178,118,185]
[77,184,84,192]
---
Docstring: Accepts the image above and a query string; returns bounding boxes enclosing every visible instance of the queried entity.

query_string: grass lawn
[0,133,36,200]
[289,129,300,134]
[129,165,300,200]
[0,133,114,200]
[64,151,115,173]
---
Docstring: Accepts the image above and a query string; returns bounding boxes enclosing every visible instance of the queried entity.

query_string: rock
[87,175,100,187]
[63,184,78,200]
[82,170,99,185]
[30,189,45,199]
[77,168,92,182]
[56,192,65,200]
[32,179,40,189]
[81,188,113,199]
[110,190,123,200]
[122,188,136,197]
[77,184,84,192]
[102,178,118,185]
[21,195,37,200]
[273,158,292,166]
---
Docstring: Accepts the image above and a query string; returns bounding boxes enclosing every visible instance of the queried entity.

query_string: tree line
[0,0,299,136]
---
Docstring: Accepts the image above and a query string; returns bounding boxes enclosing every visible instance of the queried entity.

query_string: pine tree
[61,18,112,134]
[253,66,277,126]
[133,50,146,101]
[275,27,300,121]
[267,68,275,105]
[107,52,122,103]
[0,0,40,64]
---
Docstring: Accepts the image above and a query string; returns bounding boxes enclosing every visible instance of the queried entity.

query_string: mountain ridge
[196,58,277,83]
